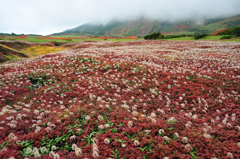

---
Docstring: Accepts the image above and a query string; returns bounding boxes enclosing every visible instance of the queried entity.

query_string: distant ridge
[52,15,240,37]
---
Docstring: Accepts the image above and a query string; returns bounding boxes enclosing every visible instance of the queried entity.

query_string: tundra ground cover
[0,35,138,44]
[21,45,66,57]
[0,40,240,158]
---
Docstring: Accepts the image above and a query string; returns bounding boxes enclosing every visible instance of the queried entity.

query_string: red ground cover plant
[98,37,117,40]
[122,36,138,39]
[37,36,73,41]
[0,40,240,158]
[210,28,227,36]
[9,36,28,39]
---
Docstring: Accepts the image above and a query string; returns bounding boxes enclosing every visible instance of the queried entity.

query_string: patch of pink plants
[0,40,239,158]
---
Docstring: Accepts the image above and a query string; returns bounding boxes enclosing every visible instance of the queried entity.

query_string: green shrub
[163,34,192,39]
[218,27,240,37]
[220,35,235,39]
[194,33,209,40]
[50,41,65,46]
[233,27,240,37]
[144,32,162,40]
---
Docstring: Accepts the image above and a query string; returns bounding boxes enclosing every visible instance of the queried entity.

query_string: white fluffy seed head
[192,114,197,119]
[34,151,41,158]
[203,128,208,133]
[203,133,212,140]
[227,123,232,128]
[134,140,140,146]
[158,129,164,135]
[98,125,104,129]
[163,136,170,141]
[34,110,39,115]
[227,152,233,159]
[72,144,77,150]
[151,117,156,123]
[173,133,179,138]
[85,115,91,121]
[182,137,188,143]
[26,147,32,153]
[92,138,98,144]
[236,126,240,131]
[237,142,240,147]
[51,145,57,151]
[75,147,82,157]
[151,112,156,118]
[49,151,55,157]
[132,111,138,116]
[211,119,215,124]
[92,143,98,151]
[128,121,133,127]
[104,138,110,144]
[92,151,99,158]
[33,147,38,153]
[40,147,47,153]
[54,153,60,159]
[185,124,191,129]
[98,115,103,121]
[185,144,192,152]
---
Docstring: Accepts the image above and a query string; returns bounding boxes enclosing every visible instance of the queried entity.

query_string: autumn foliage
[0,40,240,158]
[122,36,138,39]
[37,36,73,41]
[210,28,227,36]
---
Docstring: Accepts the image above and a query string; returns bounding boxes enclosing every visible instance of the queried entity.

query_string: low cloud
[0,0,240,35]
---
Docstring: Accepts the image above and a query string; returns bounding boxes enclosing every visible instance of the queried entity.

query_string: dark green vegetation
[220,35,235,39]
[218,26,240,37]
[194,33,209,40]
[52,15,240,37]
[144,32,163,40]
[163,34,192,39]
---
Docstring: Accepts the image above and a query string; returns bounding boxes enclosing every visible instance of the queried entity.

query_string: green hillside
[52,15,240,37]
[189,15,240,33]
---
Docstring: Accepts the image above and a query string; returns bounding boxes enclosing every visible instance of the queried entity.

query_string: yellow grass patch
[164,55,180,61]
[22,45,66,57]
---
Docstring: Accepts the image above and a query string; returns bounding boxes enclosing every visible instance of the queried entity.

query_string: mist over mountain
[52,14,240,37]
[1,0,240,35]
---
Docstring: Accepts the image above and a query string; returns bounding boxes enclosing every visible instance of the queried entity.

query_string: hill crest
[52,15,240,37]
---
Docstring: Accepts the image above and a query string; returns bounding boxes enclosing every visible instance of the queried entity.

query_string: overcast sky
[0,0,240,35]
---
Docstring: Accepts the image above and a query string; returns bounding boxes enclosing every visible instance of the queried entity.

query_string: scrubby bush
[220,35,235,39]
[50,41,66,46]
[218,27,240,37]
[144,32,162,40]
[163,34,193,39]
[194,33,209,40]
[233,27,240,37]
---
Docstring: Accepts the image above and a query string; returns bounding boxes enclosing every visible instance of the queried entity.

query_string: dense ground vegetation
[218,27,240,37]
[0,40,240,158]
[194,34,209,40]
[144,32,163,40]
[163,34,192,39]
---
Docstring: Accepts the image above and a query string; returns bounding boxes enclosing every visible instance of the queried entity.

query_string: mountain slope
[188,15,240,33]
[52,15,240,37]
